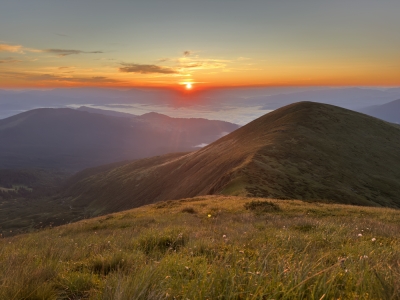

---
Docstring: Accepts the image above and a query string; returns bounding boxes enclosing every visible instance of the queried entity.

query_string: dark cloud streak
[119,63,178,74]
[44,49,103,57]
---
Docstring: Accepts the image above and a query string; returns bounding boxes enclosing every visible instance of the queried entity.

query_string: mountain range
[61,102,400,217]
[1,101,400,236]
[2,87,400,122]
[360,98,400,124]
[0,108,239,171]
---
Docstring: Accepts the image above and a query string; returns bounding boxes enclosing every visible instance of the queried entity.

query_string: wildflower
[223,235,227,238]
[371,238,376,242]
[358,233,362,237]
[208,214,211,218]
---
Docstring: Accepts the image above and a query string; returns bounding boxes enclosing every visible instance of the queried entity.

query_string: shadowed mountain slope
[0,108,239,171]
[63,101,400,215]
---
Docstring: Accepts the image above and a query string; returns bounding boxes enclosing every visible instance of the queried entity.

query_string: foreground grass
[0,196,399,299]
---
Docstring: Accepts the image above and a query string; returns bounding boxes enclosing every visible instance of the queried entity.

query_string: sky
[1,0,400,90]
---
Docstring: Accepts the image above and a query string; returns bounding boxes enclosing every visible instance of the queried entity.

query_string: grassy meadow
[0,196,399,299]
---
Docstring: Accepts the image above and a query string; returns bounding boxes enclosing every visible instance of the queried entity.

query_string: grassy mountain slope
[64,102,400,215]
[0,168,68,191]
[0,169,84,237]
[0,108,239,171]
[1,196,399,299]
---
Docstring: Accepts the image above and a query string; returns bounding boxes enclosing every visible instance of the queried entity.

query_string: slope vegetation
[1,196,399,299]
[63,102,400,215]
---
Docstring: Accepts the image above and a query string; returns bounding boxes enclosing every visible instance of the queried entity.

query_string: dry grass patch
[0,196,399,299]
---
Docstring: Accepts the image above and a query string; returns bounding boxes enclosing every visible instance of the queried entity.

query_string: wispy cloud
[119,63,178,74]
[1,71,121,83]
[0,43,42,54]
[53,33,69,37]
[183,63,203,69]
[158,58,169,62]
[0,44,24,53]
[173,50,231,72]
[0,43,102,57]
[178,57,230,71]
[43,49,103,57]
[36,74,120,83]
[0,57,22,64]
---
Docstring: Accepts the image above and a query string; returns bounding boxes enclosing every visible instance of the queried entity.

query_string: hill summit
[64,102,400,215]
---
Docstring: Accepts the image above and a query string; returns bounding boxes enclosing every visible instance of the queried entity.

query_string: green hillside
[1,196,398,299]
[62,102,400,216]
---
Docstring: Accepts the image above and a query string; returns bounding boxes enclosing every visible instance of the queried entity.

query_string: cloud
[183,50,191,56]
[0,43,41,54]
[158,58,169,62]
[34,74,120,83]
[0,71,121,83]
[183,63,203,69]
[0,57,21,64]
[53,33,69,37]
[43,49,103,57]
[119,63,178,74]
[0,43,102,57]
[178,57,229,71]
[0,44,24,53]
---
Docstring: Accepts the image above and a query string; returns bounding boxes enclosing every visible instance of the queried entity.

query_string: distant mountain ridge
[2,87,400,121]
[0,108,239,171]
[62,101,400,216]
[360,99,400,124]
[76,106,136,118]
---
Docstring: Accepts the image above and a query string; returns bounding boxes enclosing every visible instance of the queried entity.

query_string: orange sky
[1,1,399,90]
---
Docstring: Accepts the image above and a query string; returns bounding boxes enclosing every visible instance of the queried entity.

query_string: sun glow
[185,83,192,90]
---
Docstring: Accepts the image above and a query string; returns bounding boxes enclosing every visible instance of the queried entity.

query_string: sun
[185,83,192,90]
